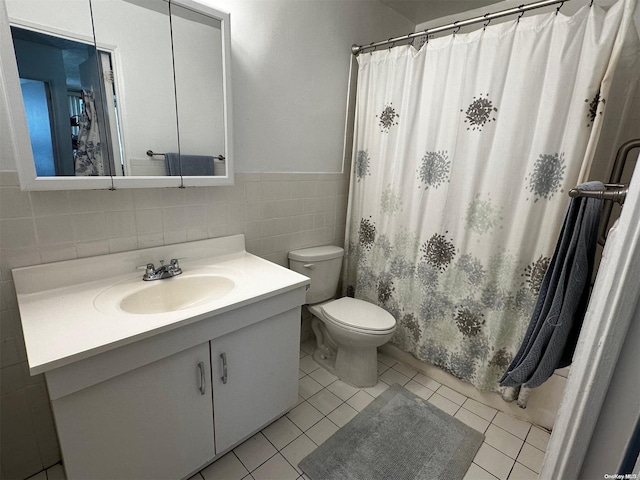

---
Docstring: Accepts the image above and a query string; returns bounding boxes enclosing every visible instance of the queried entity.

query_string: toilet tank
[288,246,344,304]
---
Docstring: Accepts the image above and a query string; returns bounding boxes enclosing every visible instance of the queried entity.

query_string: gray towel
[499,181,604,395]
[164,153,215,176]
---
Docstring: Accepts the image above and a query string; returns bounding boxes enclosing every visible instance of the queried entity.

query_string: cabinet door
[51,343,214,480]
[211,309,300,453]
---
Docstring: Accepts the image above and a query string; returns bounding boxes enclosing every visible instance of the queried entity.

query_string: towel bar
[146,150,225,161]
[568,183,628,204]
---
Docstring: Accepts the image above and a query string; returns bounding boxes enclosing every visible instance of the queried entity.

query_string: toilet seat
[321,297,396,335]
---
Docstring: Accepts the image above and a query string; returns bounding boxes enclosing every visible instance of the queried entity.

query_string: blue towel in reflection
[164,153,215,176]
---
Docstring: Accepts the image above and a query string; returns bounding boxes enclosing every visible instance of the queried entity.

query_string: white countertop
[12,235,310,375]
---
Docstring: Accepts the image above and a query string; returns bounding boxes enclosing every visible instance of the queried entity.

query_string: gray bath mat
[299,384,484,480]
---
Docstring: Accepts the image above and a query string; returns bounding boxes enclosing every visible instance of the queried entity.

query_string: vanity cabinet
[211,310,300,454]
[51,343,215,480]
[48,306,302,479]
[14,235,309,480]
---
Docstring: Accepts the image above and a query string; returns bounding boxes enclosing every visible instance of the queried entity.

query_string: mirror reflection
[11,26,116,176]
[171,3,226,177]
[8,0,229,180]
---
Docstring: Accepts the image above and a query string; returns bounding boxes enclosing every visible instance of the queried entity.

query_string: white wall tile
[1,218,37,248]
[0,186,32,218]
[35,215,75,245]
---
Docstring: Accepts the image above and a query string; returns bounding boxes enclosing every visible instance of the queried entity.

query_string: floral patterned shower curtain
[344,1,635,392]
[75,89,105,176]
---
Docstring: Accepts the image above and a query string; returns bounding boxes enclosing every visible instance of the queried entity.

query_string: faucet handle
[169,258,182,275]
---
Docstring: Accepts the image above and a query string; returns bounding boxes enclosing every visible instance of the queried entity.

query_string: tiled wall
[0,170,349,479]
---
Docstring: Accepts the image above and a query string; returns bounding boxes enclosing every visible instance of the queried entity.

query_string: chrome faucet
[142,258,182,281]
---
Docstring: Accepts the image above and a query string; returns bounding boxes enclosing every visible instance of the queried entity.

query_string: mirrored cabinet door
[90,0,180,179]
[5,0,114,184]
[171,2,227,179]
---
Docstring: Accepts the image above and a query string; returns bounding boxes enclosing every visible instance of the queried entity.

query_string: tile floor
[31,340,549,480]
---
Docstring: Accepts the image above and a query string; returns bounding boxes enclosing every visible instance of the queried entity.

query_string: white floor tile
[455,408,490,433]
[298,355,320,374]
[300,340,315,355]
[463,398,498,422]
[261,416,303,450]
[463,463,499,480]
[326,380,359,401]
[492,412,531,440]
[376,352,397,366]
[526,426,551,452]
[286,402,324,432]
[428,393,460,416]
[187,474,204,480]
[280,434,317,474]
[233,433,278,473]
[298,376,323,399]
[308,389,343,415]
[436,385,468,405]
[308,368,338,387]
[362,380,390,398]
[306,418,339,446]
[484,424,524,459]
[473,443,516,480]
[251,453,299,480]
[517,443,545,474]
[377,361,391,374]
[201,452,248,480]
[242,475,254,480]
[413,373,441,391]
[379,367,411,386]
[46,464,66,480]
[26,472,46,480]
[391,362,419,379]
[326,402,358,428]
[404,380,434,400]
[346,390,375,412]
[508,462,539,480]
[298,369,306,379]
[299,350,306,359]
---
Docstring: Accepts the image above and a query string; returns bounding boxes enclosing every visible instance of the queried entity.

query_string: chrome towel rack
[569,138,640,245]
[146,150,225,161]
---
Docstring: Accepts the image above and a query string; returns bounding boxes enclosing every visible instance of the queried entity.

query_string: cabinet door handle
[220,352,228,384]
[197,361,206,395]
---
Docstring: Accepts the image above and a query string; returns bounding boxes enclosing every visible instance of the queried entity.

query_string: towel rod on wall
[146,150,225,161]
[568,183,628,203]
[351,0,572,55]
[569,138,640,245]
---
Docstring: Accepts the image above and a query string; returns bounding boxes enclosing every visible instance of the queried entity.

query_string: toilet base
[312,344,378,388]
[335,345,378,388]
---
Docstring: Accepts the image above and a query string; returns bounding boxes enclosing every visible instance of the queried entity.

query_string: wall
[0,1,413,478]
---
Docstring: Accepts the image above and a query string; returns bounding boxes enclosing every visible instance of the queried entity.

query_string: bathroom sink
[94,274,236,315]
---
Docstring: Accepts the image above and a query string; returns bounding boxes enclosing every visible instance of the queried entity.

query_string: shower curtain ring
[483,13,491,30]
[388,38,395,50]
[453,21,461,34]
[407,33,415,47]
[517,8,525,22]
[556,1,564,15]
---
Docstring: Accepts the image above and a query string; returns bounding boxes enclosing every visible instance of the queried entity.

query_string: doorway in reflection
[11,26,121,176]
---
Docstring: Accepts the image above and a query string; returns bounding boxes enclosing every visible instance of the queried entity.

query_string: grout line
[472,461,500,480]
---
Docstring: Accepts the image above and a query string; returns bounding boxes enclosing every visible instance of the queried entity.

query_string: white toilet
[289,246,396,387]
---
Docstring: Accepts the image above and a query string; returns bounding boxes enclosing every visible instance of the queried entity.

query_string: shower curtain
[75,89,105,176]
[344,0,637,392]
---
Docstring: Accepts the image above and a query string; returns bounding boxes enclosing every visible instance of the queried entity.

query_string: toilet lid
[321,297,396,332]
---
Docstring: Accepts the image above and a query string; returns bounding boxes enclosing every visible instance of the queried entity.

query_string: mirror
[1,0,233,190]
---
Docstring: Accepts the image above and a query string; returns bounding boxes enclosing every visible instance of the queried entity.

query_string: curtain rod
[351,0,572,55]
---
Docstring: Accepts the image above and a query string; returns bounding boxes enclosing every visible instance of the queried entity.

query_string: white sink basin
[95,273,237,315]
